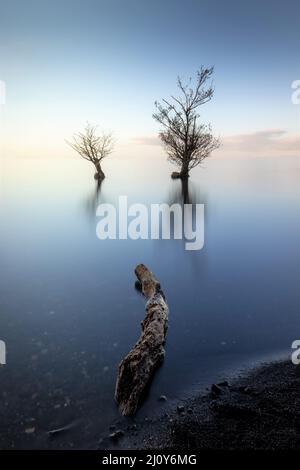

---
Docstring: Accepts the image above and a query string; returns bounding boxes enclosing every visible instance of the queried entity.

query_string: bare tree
[67,123,114,180]
[153,67,220,179]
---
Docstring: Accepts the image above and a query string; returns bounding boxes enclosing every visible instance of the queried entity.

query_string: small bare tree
[153,67,220,179]
[67,123,114,180]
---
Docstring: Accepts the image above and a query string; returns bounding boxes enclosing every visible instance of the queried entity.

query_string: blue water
[0,154,299,448]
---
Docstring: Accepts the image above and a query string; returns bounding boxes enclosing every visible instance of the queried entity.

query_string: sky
[0,0,300,159]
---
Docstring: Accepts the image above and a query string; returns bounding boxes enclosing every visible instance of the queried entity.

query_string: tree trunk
[94,161,105,180]
[179,157,190,179]
[171,158,190,179]
[115,264,169,416]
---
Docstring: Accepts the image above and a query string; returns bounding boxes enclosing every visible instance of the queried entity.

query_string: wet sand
[100,359,300,450]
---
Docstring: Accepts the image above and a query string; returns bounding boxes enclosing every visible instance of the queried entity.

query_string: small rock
[25,427,35,434]
[158,395,167,402]
[187,408,193,414]
[238,386,252,394]
[211,384,222,395]
[218,381,229,387]
[109,429,124,440]
[177,405,185,413]
[127,424,137,431]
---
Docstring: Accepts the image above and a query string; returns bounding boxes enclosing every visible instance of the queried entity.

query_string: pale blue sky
[0,0,300,158]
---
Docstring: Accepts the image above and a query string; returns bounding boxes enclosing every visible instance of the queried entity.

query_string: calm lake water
[0,154,300,448]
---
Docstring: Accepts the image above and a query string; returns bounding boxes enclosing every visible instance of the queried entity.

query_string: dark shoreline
[101,359,300,451]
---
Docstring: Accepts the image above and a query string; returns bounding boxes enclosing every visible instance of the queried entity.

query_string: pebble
[218,381,229,387]
[109,429,124,440]
[211,384,222,395]
[158,395,167,402]
[177,405,185,413]
[238,386,252,394]
[127,424,137,431]
[25,427,35,434]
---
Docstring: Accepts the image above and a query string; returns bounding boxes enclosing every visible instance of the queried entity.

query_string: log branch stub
[115,264,169,416]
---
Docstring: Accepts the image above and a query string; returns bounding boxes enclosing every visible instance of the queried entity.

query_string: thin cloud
[131,130,300,157]
[131,136,161,146]
[216,129,300,157]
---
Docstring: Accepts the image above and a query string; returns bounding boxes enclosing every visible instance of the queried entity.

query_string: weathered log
[115,264,169,416]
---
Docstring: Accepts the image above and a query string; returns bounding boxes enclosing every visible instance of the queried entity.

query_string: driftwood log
[115,264,169,416]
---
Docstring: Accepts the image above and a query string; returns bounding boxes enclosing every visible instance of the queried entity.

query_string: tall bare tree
[153,67,220,179]
[67,123,114,180]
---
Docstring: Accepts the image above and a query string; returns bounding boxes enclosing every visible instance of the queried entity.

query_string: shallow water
[0,154,299,448]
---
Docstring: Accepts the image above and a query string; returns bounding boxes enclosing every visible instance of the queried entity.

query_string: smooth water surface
[0,154,299,448]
